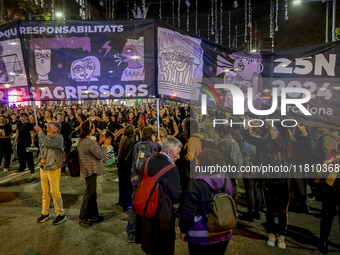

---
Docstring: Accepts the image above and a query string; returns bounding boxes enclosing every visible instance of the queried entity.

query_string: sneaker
[127,235,135,243]
[3,168,9,172]
[267,233,276,247]
[277,235,286,249]
[53,215,66,225]
[78,218,93,226]
[37,214,50,223]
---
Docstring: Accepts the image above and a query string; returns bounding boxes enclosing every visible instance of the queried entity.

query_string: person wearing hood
[179,149,235,255]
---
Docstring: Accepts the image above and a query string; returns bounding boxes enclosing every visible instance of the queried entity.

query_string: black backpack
[67,147,80,177]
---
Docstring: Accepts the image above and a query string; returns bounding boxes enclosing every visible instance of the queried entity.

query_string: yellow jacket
[184,133,204,165]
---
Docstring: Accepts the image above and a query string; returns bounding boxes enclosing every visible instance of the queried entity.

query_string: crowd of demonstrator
[0,102,339,254]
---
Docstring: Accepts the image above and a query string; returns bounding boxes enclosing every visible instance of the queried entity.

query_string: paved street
[0,157,339,255]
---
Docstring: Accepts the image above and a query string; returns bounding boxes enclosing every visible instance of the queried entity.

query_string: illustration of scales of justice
[0,54,23,85]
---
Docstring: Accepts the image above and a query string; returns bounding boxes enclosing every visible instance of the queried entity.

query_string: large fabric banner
[158,22,340,129]
[0,20,156,102]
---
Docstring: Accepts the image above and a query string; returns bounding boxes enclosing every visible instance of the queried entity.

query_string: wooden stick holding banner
[17,20,38,125]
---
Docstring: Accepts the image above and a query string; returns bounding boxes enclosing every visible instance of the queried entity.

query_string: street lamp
[56,12,63,18]
[293,0,337,42]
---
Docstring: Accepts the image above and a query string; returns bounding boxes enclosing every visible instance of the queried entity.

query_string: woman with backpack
[77,120,111,226]
[242,116,313,249]
[179,149,235,255]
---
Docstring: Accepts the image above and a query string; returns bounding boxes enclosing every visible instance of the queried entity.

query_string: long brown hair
[78,120,91,138]
[266,124,294,159]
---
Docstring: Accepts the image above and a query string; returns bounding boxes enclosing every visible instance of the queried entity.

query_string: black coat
[138,153,181,255]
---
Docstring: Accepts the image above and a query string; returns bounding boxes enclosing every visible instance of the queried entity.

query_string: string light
[178,0,180,27]
[112,0,114,19]
[127,2,129,19]
[235,25,238,49]
[272,2,275,51]
[195,0,198,35]
[208,14,210,40]
[173,1,175,25]
[285,0,289,20]
[244,0,247,42]
[255,21,257,52]
[270,0,273,38]
[229,11,231,48]
[186,0,190,32]
[249,0,252,52]
[220,0,223,44]
[159,0,162,20]
[215,0,218,43]
[275,0,279,31]
[211,0,214,36]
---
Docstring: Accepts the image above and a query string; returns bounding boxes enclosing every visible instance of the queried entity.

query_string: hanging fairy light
[211,0,214,36]
[285,0,288,20]
[229,11,231,48]
[235,25,238,49]
[244,0,247,42]
[195,0,198,35]
[112,0,114,19]
[220,0,223,44]
[255,21,257,52]
[208,14,210,40]
[134,0,136,12]
[172,1,175,25]
[272,2,275,51]
[186,0,190,32]
[249,0,252,52]
[249,0,252,28]
[269,0,273,38]
[127,2,129,19]
[159,0,162,20]
[215,0,218,43]
[178,0,180,27]
[275,0,279,31]
[234,0,238,8]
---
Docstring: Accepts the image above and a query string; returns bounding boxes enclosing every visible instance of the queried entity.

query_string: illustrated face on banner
[121,37,145,81]
[71,57,100,82]
[35,49,52,84]
[216,51,264,112]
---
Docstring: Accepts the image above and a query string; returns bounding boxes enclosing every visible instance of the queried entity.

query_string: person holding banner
[13,113,35,173]
[35,122,66,225]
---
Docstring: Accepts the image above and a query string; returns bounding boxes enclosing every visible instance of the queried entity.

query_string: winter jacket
[184,133,203,165]
[38,132,63,171]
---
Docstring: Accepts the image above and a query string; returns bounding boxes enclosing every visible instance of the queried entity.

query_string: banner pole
[157,98,160,140]
[17,20,38,125]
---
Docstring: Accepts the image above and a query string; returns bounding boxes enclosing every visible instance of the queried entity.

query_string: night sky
[88,1,338,50]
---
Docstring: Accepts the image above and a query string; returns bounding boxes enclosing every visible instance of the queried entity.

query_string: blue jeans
[126,187,137,236]
[126,208,137,236]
